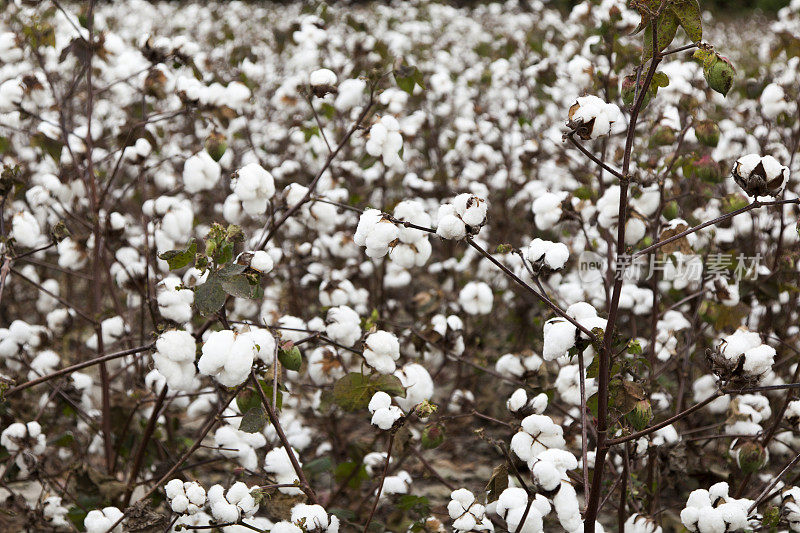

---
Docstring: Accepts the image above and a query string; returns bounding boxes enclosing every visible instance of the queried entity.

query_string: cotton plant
[710,328,776,383]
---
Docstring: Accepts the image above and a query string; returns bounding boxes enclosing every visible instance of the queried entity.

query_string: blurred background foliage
[546,0,790,13]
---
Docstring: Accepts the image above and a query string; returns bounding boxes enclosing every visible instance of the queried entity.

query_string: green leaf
[194,276,226,316]
[627,340,643,355]
[236,387,262,414]
[218,263,247,277]
[304,456,333,475]
[393,65,425,95]
[642,11,680,62]
[158,239,197,270]
[331,372,406,412]
[51,431,75,447]
[398,495,430,516]
[239,406,267,433]
[334,461,369,489]
[670,0,702,43]
[221,273,263,299]
[31,132,63,164]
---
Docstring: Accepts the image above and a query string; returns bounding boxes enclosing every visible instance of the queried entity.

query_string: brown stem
[5,343,155,396]
[249,370,317,503]
[363,432,395,532]
[123,384,168,503]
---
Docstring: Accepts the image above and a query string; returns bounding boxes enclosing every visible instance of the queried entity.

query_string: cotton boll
[156,276,194,324]
[309,68,337,87]
[436,205,467,240]
[369,391,403,430]
[532,192,565,230]
[183,152,221,193]
[394,363,433,411]
[11,211,42,248]
[84,507,123,533]
[363,330,400,374]
[326,306,361,347]
[542,319,577,361]
[335,78,366,110]
[459,281,493,315]
[250,250,274,273]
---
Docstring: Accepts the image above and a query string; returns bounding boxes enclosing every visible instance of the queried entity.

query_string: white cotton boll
[232,163,275,217]
[309,68,337,87]
[742,344,775,378]
[272,523,303,533]
[291,503,330,530]
[368,391,403,430]
[532,460,562,491]
[198,329,235,377]
[183,152,221,193]
[507,389,528,412]
[553,482,582,532]
[84,507,123,533]
[543,319,577,361]
[363,331,400,374]
[250,250,274,273]
[354,209,383,247]
[335,78,366,110]
[326,306,361,347]
[436,206,467,240]
[11,211,42,248]
[496,354,526,378]
[532,192,565,230]
[394,363,433,411]
[696,509,726,533]
[364,220,399,258]
[760,83,786,119]
[452,193,488,227]
[0,79,23,112]
[366,116,404,166]
[459,281,493,315]
[625,217,647,245]
[568,95,621,140]
[496,488,544,533]
[393,200,432,243]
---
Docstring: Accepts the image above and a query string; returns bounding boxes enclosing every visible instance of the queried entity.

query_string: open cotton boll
[214,424,266,470]
[452,193,488,227]
[335,78,366,110]
[542,319,577,361]
[568,95,621,140]
[326,305,361,347]
[760,83,787,119]
[152,329,198,391]
[393,363,433,411]
[232,163,276,216]
[290,503,333,531]
[459,281,493,315]
[264,447,304,495]
[436,204,467,240]
[393,199,432,243]
[156,276,194,323]
[366,115,403,166]
[363,330,400,374]
[553,481,582,532]
[624,514,662,533]
[731,154,790,197]
[250,250,274,273]
[495,488,550,533]
[182,151,221,193]
[11,210,44,249]
[198,330,258,386]
[0,79,23,112]
[84,507,124,533]
[527,238,570,270]
[532,192,566,230]
[369,391,403,430]
[309,68,337,87]
[448,488,492,532]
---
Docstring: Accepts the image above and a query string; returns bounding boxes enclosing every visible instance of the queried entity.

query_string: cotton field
[1,0,800,531]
